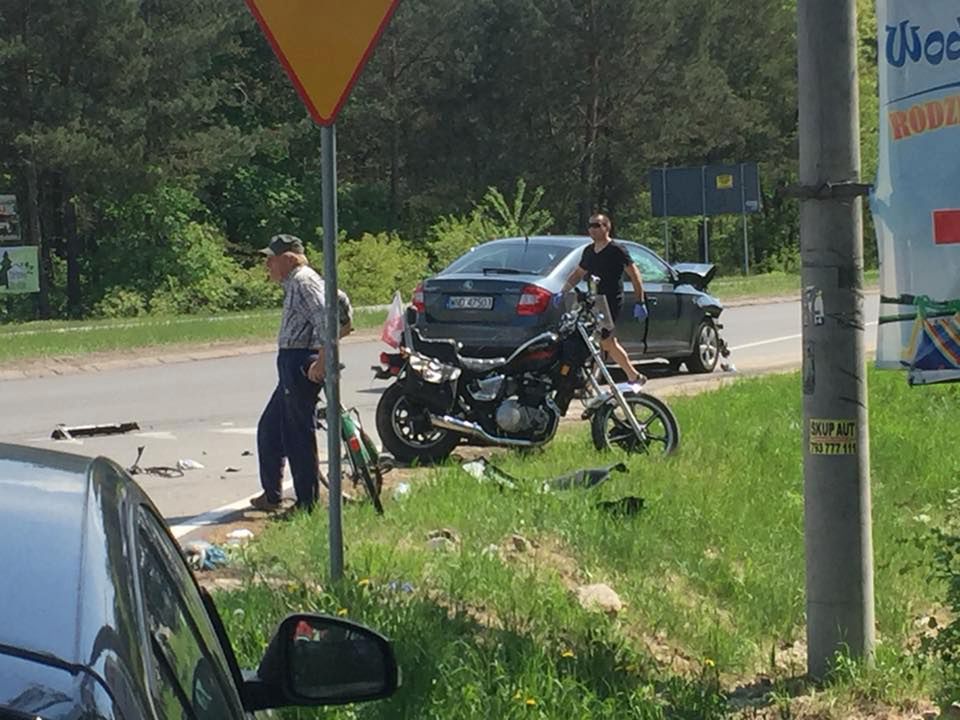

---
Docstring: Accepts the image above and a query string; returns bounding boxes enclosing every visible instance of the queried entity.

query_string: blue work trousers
[257,349,322,509]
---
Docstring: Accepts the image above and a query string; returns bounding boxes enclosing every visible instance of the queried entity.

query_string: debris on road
[127,446,184,478]
[184,541,230,571]
[460,457,519,490]
[547,462,628,490]
[226,528,255,544]
[52,421,139,441]
[177,458,205,471]
[596,496,646,517]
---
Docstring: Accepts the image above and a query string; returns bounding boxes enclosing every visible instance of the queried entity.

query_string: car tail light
[516,284,552,315]
[412,282,425,313]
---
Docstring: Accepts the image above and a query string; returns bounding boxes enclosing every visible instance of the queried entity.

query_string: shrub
[426,178,554,271]
[93,288,148,318]
[333,233,430,305]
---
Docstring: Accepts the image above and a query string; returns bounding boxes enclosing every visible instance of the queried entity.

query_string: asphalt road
[0,294,879,532]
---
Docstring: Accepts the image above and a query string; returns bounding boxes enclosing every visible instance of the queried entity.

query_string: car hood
[672,263,716,290]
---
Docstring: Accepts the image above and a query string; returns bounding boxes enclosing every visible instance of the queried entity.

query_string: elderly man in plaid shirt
[250,233,338,512]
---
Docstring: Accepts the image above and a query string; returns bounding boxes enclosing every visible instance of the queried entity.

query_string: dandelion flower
[704,658,716,668]
[561,649,575,658]
[525,698,537,707]
[337,608,348,617]
[513,690,522,701]
[358,578,371,587]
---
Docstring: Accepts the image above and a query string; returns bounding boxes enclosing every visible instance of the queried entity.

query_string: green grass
[212,368,952,718]
[710,268,880,301]
[0,307,388,364]
[0,271,880,365]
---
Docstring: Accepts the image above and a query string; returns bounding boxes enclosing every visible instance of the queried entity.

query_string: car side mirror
[242,614,400,711]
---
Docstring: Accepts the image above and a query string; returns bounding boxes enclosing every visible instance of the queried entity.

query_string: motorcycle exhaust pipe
[428,414,540,448]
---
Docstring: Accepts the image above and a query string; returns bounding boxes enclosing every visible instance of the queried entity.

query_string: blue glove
[633,303,648,321]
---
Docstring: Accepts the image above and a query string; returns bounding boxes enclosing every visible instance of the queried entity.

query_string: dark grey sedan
[411,236,725,373]
[0,443,398,719]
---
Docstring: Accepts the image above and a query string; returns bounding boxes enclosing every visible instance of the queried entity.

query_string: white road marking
[170,480,294,539]
[729,321,877,352]
[135,431,177,440]
[211,427,258,435]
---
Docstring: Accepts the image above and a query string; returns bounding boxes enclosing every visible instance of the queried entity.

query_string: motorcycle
[372,283,680,464]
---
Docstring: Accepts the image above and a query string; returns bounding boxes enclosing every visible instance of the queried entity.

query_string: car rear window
[442,242,576,276]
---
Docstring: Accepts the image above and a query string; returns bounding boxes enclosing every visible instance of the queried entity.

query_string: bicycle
[314,390,385,515]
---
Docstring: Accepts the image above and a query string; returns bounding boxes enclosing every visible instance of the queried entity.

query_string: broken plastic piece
[226,528,255,541]
[52,421,139,441]
[595,496,646,516]
[460,457,520,490]
[548,462,628,490]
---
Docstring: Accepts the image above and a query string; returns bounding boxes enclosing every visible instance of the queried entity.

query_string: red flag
[933,209,960,245]
[380,290,405,348]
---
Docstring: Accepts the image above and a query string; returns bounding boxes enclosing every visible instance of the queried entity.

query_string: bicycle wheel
[350,447,384,515]
[359,428,384,497]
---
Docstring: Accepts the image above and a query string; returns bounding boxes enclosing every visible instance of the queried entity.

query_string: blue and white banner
[872,3,960,385]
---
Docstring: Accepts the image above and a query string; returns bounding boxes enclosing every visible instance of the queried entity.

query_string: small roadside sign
[245,0,401,125]
[0,194,19,243]
[716,174,734,190]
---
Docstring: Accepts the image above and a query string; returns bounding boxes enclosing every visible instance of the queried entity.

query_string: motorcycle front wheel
[590,393,680,455]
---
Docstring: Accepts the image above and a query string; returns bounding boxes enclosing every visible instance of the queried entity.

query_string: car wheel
[685,320,720,374]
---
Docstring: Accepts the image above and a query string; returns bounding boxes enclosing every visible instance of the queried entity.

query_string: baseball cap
[259,234,305,256]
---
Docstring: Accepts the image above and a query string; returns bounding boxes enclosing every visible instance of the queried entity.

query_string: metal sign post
[740,163,749,275]
[245,0,401,582]
[321,125,344,580]
[700,166,709,263]
[661,166,669,262]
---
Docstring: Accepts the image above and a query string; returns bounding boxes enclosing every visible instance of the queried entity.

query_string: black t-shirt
[578,241,633,298]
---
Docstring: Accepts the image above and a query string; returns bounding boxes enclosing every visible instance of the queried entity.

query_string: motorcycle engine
[495,398,550,433]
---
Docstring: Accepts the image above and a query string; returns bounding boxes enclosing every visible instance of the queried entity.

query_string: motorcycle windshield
[592,295,615,334]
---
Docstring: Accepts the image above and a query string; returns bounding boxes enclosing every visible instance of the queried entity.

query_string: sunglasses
[588,222,605,229]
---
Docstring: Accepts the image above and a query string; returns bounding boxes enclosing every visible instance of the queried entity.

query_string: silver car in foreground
[0,443,398,718]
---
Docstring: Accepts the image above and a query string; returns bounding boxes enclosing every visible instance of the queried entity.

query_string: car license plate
[447,295,493,310]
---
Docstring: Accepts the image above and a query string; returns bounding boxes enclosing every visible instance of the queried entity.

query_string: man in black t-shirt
[560,213,647,385]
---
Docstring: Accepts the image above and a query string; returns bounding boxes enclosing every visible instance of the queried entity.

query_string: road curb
[0,330,384,381]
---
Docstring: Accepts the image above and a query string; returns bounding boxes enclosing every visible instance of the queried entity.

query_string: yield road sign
[245,0,400,126]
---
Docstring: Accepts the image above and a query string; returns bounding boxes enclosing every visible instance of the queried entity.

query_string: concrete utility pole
[796,0,875,678]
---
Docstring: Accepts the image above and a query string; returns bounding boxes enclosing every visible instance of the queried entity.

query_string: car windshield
[441,242,574,276]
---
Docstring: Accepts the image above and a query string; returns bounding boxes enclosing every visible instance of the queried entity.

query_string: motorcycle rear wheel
[591,393,680,455]
[375,382,459,464]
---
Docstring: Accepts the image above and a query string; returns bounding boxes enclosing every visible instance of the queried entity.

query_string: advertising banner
[873,3,960,384]
[0,246,40,295]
